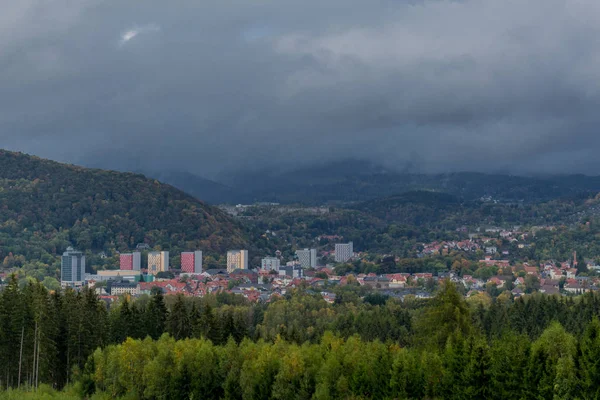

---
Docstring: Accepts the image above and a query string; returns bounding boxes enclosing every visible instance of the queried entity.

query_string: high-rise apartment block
[148,251,169,275]
[296,248,317,268]
[227,250,248,273]
[181,251,203,274]
[334,242,354,263]
[61,247,86,284]
[261,256,280,271]
[119,251,141,271]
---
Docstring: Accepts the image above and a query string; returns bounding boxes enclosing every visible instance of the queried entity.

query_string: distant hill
[210,161,600,205]
[358,191,461,212]
[348,189,594,230]
[0,150,248,274]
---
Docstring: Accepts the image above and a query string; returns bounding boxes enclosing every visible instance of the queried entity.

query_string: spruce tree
[166,294,190,340]
[577,318,600,398]
[144,288,167,340]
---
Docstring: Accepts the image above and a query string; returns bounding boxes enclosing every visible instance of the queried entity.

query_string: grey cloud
[2,0,600,177]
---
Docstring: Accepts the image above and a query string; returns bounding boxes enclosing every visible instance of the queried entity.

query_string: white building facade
[334,242,354,263]
[296,248,317,268]
[261,257,280,271]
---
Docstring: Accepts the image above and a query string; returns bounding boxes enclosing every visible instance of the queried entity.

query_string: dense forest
[4,277,600,398]
[242,191,600,262]
[0,150,251,280]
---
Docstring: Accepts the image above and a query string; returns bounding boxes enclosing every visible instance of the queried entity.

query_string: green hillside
[0,150,248,280]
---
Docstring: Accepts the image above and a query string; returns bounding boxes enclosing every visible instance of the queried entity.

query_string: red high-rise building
[120,254,133,270]
[181,251,203,274]
[120,252,141,271]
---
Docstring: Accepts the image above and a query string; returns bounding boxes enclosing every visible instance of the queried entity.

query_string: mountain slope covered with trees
[0,150,248,279]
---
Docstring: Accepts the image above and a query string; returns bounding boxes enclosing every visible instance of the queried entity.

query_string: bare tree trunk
[17,325,24,388]
[32,321,38,389]
[66,346,70,386]
[35,329,40,390]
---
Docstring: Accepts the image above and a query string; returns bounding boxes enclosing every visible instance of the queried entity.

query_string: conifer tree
[577,318,600,399]
[144,288,167,340]
[166,294,190,340]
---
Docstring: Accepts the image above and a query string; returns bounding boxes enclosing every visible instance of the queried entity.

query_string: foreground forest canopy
[3,277,600,399]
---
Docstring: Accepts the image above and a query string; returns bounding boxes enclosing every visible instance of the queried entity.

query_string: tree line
[82,320,600,400]
[82,283,600,399]
[6,277,600,398]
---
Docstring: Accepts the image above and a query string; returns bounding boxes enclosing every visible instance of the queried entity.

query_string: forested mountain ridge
[0,150,247,277]
[350,189,597,228]
[152,159,600,204]
[241,190,600,262]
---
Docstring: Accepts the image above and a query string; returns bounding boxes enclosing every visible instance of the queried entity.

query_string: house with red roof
[488,276,505,288]
[385,274,407,288]
[524,265,539,275]
[514,277,525,286]
[549,268,563,280]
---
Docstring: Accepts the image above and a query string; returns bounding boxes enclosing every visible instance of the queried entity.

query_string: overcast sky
[2,0,600,178]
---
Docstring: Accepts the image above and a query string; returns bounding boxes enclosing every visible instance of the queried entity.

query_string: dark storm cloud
[2,0,600,177]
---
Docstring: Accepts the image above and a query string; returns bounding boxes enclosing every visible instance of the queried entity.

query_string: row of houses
[92,267,443,304]
[87,253,598,303]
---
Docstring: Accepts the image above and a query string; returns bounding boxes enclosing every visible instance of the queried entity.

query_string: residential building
[261,257,280,271]
[334,242,353,263]
[148,251,169,275]
[386,273,408,288]
[108,281,140,296]
[230,269,259,284]
[119,251,141,271]
[485,246,498,254]
[321,291,337,304]
[227,250,248,273]
[181,251,203,275]
[524,265,539,275]
[296,248,317,268]
[120,254,132,270]
[362,276,390,289]
[61,247,86,285]
[549,268,563,280]
[588,263,600,271]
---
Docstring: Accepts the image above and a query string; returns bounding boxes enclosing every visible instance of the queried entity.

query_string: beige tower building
[148,251,169,275]
[227,250,248,273]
